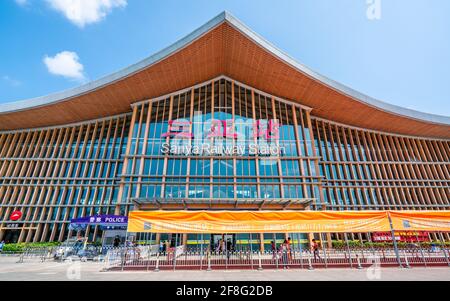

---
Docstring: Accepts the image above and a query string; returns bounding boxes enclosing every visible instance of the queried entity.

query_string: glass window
[281,160,300,176]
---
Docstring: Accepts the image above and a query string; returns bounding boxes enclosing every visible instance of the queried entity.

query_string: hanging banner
[127,210,391,233]
[371,231,430,242]
[389,211,450,232]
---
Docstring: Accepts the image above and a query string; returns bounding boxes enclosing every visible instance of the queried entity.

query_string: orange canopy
[389,211,450,232]
[127,210,450,233]
[127,210,392,233]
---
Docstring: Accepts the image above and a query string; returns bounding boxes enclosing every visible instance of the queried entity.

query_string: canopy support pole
[387,213,402,267]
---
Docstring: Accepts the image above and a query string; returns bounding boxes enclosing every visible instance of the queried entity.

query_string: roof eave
[0,10,448,129]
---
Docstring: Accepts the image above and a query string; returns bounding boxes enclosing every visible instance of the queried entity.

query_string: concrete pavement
[0,256,449,281]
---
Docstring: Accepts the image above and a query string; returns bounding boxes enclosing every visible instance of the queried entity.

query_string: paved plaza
[0,256,448,281]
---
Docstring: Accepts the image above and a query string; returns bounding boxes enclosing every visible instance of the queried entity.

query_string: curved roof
[1,11,449,138]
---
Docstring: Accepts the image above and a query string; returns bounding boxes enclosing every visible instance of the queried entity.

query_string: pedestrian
[286,237,292,260]
[226,239,232,260]
[215,239,222,252]
[165,240,171,253]
[221,239,226,253]
[280,242,289,269]
[113,235,120,248]
[311,239,321,260]
[165,240,172,263]
[0,240,4,253]
[271,240,277,260]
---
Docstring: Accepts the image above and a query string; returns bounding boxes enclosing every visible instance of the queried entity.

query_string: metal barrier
[10,247,56,263]
[102,245,450,271]
[4,243,448,271]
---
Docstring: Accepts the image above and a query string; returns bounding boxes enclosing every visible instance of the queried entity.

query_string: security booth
[69,215,128,247]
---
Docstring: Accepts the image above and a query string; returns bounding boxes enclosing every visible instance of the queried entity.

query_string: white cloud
[15,0,28,6]
[43,51,85,81]
[46,0,127,27]
[2,75,22,87]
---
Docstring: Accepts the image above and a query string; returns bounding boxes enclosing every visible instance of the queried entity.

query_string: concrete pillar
[326,232,332,248]
[40,224,49,242]
[431,233,438,242]
[57,224,66,242]
[84,225,90,242]
[33,224,43,242]
[358,233,363,244]
[100,230,106,246]
[114,205,121,215]
[18,229,26,243]
[308,232,314,250]
[260,233,265,252]
[92,225,99,242]
[367,232,372,243]
[25,228,34,243]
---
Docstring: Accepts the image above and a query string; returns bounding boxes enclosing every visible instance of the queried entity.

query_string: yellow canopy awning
[389,211,450,232]
[127,210,389,233]
[127,210,450,233]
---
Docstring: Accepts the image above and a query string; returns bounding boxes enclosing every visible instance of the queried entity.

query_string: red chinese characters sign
[162,119,280,140]
[10,210,22,221]
[372,231,429,242]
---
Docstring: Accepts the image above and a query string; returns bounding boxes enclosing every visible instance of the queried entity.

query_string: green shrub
[331,240,345,248]
[1,242,61,253]
[331,240,364,248]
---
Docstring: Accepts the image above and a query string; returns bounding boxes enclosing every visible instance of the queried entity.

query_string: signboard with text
[371,231,429,242]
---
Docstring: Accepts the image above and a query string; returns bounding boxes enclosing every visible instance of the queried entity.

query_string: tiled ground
[0,256,448,281]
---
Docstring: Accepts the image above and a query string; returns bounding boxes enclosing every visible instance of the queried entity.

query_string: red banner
[372,231,429,242]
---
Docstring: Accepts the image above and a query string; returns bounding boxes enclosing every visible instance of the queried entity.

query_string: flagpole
[387,212,402,267]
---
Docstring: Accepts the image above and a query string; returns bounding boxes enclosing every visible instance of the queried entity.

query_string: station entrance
[101,210,450,271]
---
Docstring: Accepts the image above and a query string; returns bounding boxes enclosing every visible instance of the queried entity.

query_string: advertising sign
[10,210,22,221]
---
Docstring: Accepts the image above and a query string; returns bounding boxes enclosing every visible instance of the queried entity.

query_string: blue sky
[1,0,449,116]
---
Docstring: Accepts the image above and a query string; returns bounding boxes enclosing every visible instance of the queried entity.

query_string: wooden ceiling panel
[0,21,448,139]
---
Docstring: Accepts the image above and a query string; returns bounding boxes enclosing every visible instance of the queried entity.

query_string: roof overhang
[131,197,313,211]
[1,11,449,138]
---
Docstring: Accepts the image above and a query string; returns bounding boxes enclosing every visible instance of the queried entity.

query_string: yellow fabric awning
[127,210,450,233]
[127,210,393,233]
[389,211,450,232]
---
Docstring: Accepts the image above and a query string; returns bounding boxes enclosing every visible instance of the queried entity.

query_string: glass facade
[0,115,130,242]
[121,78,320,206]
[0,77,449,243]
[313,119,450,211]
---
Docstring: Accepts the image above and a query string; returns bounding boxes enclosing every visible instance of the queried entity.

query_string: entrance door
[3,230,20,243]
[211,234,234,251]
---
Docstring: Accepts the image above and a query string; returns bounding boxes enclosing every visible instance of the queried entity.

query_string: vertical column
[116,106,138,213]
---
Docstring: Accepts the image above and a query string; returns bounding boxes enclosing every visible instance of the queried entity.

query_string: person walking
[280,242,289,269]
[271,240,277,260]
[165,240,172,263]
[226,239,232,260]
[216,239,222,253]
[221,239,226,254]
[286,237,292,260]
[311,239,321,261]
[165,240,171,252]
[159,240,164,253]
[113,235,121,248]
